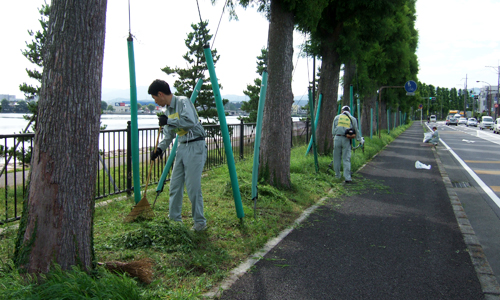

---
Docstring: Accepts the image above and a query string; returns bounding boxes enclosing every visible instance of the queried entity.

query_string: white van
[479,116,494,130]
[430,115,436,122]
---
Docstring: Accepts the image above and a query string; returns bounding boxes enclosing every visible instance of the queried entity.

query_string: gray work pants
[333,135,352,181]
[169,140,207,226]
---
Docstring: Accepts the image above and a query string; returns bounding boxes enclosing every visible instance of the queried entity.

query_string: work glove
[151,147,163,161]
[360,137,365,145]
[158,115,168,127]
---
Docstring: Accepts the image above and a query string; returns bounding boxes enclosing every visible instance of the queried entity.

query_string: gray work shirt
[332,111,362,142]
[158,95,206,152]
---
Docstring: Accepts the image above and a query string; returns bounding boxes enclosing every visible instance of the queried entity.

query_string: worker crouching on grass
[148,79,208,231]
[332,106,364,183]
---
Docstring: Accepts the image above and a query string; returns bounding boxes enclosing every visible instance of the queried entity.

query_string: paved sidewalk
[208,123,500,300]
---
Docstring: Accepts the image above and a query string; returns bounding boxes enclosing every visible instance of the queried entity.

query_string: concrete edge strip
[203,195,330,299]
[432,146,500,297]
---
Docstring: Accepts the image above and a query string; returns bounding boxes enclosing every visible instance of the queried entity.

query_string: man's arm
[353,118,363,142]
[158,125,175,152]
[166,97,198,131]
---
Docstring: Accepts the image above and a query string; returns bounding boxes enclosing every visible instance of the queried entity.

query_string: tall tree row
[228,0,329,188]
[15,0,108,274]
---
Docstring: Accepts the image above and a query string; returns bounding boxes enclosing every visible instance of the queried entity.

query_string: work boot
[192,223,207,232]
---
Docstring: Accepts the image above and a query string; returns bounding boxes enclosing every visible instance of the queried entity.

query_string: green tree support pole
[305,94,322,156]
[350,85,356,148]
[203,44,244,220]
[251,71,268,198]
[370,108,373,139]
[357,97,361,134]
[387,108,390,134]
[251,71,268,214]
[127,35,141,204]
[155,78,204,195]
[308,88,319,173]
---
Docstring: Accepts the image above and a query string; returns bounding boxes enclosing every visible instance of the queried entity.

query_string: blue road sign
[405,80,417,93]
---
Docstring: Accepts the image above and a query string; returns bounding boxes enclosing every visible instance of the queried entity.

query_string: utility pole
[486,64,499,119]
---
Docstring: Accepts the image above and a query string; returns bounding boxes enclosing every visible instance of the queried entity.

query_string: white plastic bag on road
[423,132,432,143]
[415,161,431,170]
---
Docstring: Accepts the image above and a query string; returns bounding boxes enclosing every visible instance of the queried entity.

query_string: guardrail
[0,120,309,225]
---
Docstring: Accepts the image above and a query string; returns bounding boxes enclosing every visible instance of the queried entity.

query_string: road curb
[432,146,500,298]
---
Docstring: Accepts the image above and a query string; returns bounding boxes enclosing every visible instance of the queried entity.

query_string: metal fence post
[240,119,244,159]
[126,121,132,195]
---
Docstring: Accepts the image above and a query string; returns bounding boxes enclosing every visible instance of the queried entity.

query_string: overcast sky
[1,0,499,101]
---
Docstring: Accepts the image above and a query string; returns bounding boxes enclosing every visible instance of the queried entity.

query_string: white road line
[436,124,500,146]
[439,138,500,209]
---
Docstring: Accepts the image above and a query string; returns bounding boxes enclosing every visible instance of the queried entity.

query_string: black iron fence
[0,120,310,225]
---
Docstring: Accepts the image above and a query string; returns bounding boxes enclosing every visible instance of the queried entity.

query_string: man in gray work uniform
[148,79,207,231]
[332,105,364,183]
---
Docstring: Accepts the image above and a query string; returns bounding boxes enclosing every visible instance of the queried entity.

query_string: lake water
[0,113,302,152]
[0,113,249,135]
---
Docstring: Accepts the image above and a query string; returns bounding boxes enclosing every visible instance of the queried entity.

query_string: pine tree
[162,20,228,159]
[162,20,228,123]
[19,3,49,101]
[241,48,268,123]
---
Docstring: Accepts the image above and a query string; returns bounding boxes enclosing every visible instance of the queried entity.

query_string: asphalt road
[427,121,500,286]
[433,122,500,199]
[212,123,494,300]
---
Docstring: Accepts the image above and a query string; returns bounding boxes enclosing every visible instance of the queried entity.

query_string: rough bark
[342,59,356,107]
[316,33,342,156]
[260,0,294,188]
[14,0,107,274]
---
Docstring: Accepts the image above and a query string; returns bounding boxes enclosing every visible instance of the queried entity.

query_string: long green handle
[155,139,178,193]
[305,94,322,156]
[251,71,268,200]
[156,78,204,193]
[308,88,319,173]
[203,44,244,219]
[127,35,141,204]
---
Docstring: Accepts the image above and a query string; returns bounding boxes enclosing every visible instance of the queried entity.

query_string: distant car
[494,118,500,134]
[466,118,477,127]
[479,116,494,130]
[447,116,458,126]
[458,117,467,125]
[430,115,437,122]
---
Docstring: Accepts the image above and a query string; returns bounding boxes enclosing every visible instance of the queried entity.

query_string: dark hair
[342,105,350,112]
[148,79,171,96]
[433,126,437,130]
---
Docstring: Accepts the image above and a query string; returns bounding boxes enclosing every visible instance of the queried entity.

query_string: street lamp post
[477,80,492,116]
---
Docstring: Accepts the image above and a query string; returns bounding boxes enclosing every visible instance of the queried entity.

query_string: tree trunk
[260,0,294,188]
[316,34,341,156]
[14,0,107,274]
[342,59,356,107]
